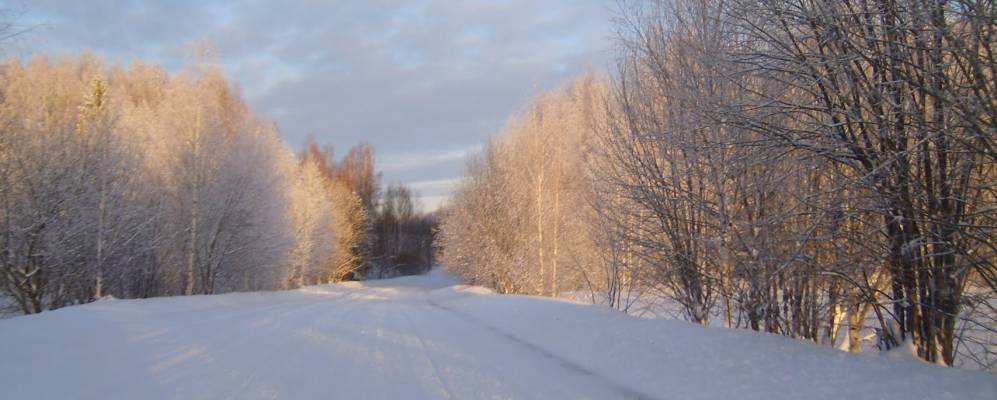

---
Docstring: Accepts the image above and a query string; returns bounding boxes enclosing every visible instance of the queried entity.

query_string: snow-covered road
[1,270,994,399]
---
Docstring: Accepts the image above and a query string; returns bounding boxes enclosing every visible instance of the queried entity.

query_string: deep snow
[0,269,993,399]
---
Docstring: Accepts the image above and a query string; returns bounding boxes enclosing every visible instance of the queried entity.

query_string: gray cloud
[12,0,614,209]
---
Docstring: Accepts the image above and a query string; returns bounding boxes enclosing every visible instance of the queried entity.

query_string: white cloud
[21,0,614,192]
[415,195,450,213]
[378,145,481,172]
[406,177,463,193]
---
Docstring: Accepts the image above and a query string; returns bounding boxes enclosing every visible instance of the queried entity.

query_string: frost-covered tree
[0,53,345,312]
[438,0,994,369]
[714,0,995,365]
[286,157,336,287]
[438,75,610,296]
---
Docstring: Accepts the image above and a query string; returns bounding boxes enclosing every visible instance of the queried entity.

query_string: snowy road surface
[1,270,994,399]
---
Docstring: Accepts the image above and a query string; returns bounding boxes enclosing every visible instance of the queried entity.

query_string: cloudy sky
[7,0,616,210]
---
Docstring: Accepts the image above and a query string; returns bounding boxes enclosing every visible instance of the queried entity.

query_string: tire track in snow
[426,297,659,400]
[400,304,456,400]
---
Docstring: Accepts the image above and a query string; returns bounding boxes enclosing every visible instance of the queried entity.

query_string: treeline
[0,53,434,315]
[298,141,437,280]
[438,0,995,369]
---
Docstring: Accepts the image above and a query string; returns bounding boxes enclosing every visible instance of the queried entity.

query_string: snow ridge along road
[1,269,994,399]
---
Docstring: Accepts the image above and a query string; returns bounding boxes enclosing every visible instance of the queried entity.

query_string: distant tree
[372,183,435,277]
[299,139,370,282]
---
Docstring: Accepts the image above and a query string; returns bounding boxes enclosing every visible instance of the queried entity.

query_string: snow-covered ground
[559,289,997,371]
[1,269,993,399]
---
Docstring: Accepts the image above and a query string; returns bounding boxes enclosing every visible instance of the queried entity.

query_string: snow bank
[433,288,996,399]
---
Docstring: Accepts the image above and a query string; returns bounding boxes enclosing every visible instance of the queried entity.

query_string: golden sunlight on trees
[0,53,441,315]
[438,74,610,296]
[0,54,340,313]
[436,0,995,369]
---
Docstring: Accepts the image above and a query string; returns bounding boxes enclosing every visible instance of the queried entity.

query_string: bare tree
[719,0,995,364]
